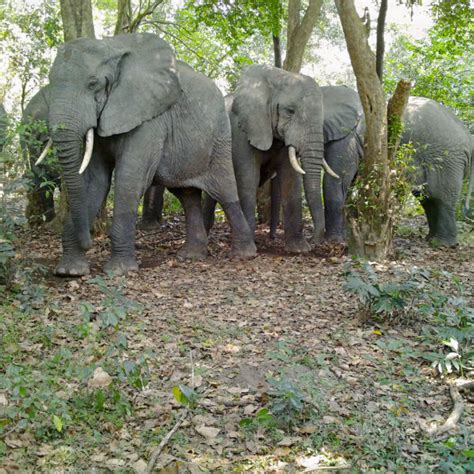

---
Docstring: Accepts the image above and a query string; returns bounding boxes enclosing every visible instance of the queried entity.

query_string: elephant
[20,85,61,223]
[46,32,256,276]
[203,65,339,252]
[318,86,473,247]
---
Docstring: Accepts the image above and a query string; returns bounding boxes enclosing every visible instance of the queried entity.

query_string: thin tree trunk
[114,0,133,35]
[273,35,282,68]
[335,0,391,259]
[376,0,388,81]
[60,0,95,42]
[284,0,324,73]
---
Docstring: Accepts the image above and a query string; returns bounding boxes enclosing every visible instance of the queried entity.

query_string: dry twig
[422,379,473,437]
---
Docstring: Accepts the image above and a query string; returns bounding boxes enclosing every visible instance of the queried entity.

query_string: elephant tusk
[35,138,53,166]
[323,158,340,179]
[288,146,305,175]
[78,128,94,175]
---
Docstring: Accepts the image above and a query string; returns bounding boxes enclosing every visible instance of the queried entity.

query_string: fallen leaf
[88,367,112,388]
[132,459,148,474]
[195,425,220,440]
[274,447,291,457]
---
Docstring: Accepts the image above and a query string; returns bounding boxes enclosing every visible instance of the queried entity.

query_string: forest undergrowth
[0,215,473,473]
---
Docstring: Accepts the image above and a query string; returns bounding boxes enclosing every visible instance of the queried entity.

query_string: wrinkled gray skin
[20,85,61,223]
[321,86,473,247]
[48,33,256,276]
[0,103,8,151]
[204,65,327,252]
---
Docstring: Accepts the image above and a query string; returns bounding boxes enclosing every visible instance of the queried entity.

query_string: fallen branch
[145,408,189,474]
[422,379,473,437]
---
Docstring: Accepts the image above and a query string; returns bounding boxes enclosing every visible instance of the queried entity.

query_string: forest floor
[0,215,473,473]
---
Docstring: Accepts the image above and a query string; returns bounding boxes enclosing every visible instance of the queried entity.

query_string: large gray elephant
[321,86,473,247]
[204,65,337,252]
[47,33,256,276]
[20,85,61,223]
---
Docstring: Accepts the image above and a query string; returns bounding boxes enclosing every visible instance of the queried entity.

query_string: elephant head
[47,33,181,249]
[232,65,328,242]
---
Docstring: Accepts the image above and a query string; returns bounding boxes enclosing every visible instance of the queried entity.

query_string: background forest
[0,1,473,472]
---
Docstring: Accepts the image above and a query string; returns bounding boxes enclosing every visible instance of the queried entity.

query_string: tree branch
[376,0,388,81]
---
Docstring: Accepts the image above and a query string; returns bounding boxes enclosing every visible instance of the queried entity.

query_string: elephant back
[322,86,364,144]
[402,97,471,154]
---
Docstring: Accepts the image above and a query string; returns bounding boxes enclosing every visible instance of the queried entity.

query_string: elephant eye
[88,78,99,90]
[285,107,295,115]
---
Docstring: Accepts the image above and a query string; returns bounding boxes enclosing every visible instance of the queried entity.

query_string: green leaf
[52,415,63,433]
[172,384,197,408]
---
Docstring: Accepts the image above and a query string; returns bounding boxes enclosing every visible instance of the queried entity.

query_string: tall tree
[335,0,410,259]
[114,0,165,35]
[59,0,95,41]
[284,0,324,72]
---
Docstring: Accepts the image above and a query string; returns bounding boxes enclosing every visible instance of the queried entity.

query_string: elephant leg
[105,159,151,275]
[41,183,56,223]
[139,183,165,229]
[202,194,217,234]
[55,156,113,276]
[204,181,257,257]
[278,158,310,254]
[419,196,437,241]
[429,199,458,247]
[324,134,360,242]
[204,156,257,257]
[170,187,209,259]
[269,173,281,240]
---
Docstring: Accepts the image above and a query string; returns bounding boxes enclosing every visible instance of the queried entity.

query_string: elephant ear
[322,86,364,143]
[233,65,273,151]
[98,33,181,137]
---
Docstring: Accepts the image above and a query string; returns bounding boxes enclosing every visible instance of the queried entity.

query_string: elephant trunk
[300,133,326,243]
[49,98,95,250]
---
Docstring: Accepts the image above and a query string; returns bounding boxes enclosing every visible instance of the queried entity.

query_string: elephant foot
[325,233,345,244]
[138,218,162,231]
[284,237,310,254]
[104,255,139,276]
[55,255,90,277]
[177,242,209,260]
[428,235,458,248]
[230,240,257,258]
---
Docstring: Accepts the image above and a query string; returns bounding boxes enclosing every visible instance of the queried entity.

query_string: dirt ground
[1,215,473,473]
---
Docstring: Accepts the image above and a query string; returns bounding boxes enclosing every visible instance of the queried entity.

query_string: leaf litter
[1,214,473,472]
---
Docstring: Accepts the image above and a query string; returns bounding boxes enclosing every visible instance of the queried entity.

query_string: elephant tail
[463,136,474,216]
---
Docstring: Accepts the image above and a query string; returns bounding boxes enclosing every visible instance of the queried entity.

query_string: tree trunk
[114,0,133,35]
[283,0,324,73]
[335,0,392,259]
[376,0,388,81]
[60,0,95,42]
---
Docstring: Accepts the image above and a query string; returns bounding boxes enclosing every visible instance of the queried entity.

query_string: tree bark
[284,0,324,73]
[60,0,95,42]
[376,0,388,81]
[114,0,133,35]
[273,35,282,68]
[335,0,391,259]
